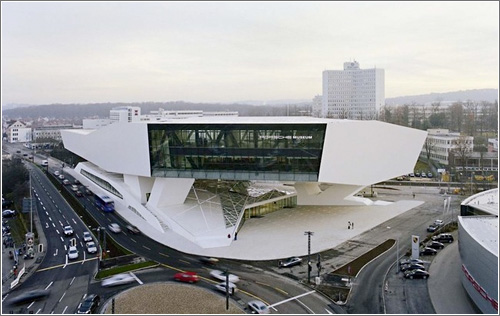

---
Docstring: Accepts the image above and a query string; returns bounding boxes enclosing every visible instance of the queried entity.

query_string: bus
[95,194,115,212]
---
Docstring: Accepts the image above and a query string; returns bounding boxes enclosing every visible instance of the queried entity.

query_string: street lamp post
[304,231,314,284]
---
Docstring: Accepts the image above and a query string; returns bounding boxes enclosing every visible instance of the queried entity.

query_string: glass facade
[148,123,326,181]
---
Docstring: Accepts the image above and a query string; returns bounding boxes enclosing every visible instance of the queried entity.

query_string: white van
[41,160,48,166]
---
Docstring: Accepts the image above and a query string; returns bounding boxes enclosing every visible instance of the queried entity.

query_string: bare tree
[449,102,464,132]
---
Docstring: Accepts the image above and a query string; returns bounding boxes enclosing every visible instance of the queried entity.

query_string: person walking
[352,222,354,229]
[348,221,351,229]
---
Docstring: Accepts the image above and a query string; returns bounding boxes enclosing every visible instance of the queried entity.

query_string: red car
[174,271,199,283]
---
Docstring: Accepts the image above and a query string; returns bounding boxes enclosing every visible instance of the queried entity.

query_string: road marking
[255,281,289,295]
[60,236,64,242]
[63,255,68,269]
[1,294,8,302]
[82,252,86,264]
[45,212,49,216]
[58,292,66,303]
[43,206,46,210]
[45,281,53,290]
[325,308,334,314]
[36,257,98,272]
[36,308,41,314]
[72,219,77,224]
[179,259,190,265]
[64,245,67,251]
[143,245,151,250]
[130,238,136,243]
[54,249,58,256]
[46,222,49,228]
[62,306,68,314]
[49,217,52,222]
[130,272,144,285]
[52,223,56,228]
[70,277,76,285]
[159,252,169,258]
[27,301,35,309]
[59,221,63,227]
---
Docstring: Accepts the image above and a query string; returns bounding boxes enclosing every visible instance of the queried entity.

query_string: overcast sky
[1,1,498,105]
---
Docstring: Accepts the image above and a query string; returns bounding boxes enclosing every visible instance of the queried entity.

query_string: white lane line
[54,249,58,256]
[45,212,49,216]
[36,308,42,314]
[63,256,68,269]
[58,292,66,303]
[130,238,137,243]
[57,230,61,235]
[46,223,49,228]
[143,246,151,250]
[70,277,76,285]
[1,294,8,303]
[45,281,53,290]
[72,219,77,224]
[27,301,35,309]
[62,306,68,314]
[64,245,67,251]
[43,206,46,210]
[52,223,56,228]
[49,217,53,222]
[60,237,64,243]
[129,272,143,285]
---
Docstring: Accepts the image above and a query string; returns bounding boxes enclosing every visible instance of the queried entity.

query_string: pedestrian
[234,232,238,241]
[413,192,415,199]
[348,221,351,229]
[352,222,354,229]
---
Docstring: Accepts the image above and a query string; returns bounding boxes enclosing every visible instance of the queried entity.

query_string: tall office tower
[322,61,385,120]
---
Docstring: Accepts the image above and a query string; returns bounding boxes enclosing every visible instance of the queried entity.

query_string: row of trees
[379,100,498,136]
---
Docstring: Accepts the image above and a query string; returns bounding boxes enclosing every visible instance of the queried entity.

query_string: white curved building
[61,117,426,251]
[458,188,498,314]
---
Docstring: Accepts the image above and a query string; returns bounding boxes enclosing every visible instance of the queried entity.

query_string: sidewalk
[2,174,48,295]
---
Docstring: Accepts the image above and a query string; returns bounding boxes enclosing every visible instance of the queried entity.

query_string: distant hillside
[385,89,498,105]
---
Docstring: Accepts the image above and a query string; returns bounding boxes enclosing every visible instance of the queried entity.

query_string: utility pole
[304,231,314,283]
[225,268,229,310]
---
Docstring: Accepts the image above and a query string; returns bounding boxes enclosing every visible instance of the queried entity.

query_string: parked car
[54,170,60,176]
[434,219,444,226]
[2,209,16,218]
[126,225,140,234]
[400,263,425,272]
[404,269,430,280]
[86,241,97,254]
[68,246,79,260]
[279,256,302,268]
[399,258,425,266]
[101,273,135,287]
[75,190,83,197]
[71,185,79,191]
[213,281,237,295]
[58,174,65,180]
[426,240,444,249]
[83,231,93,242]
[173,271,199,283]
[210,269,240,283]
[63,179,70,185]
[108,223,121,233]
[248,300,270,314]
[63,225,74,236]
[77,294,100,314]
[10,289,50,305]
[420,247,438,256]
[432,233,454,243]
[427,172,433,178]
[427,224,439,232]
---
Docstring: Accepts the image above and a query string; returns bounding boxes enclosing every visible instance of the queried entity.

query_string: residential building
[322,60,384,120]
[6,120,32,143]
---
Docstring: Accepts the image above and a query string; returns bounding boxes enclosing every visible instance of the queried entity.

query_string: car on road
[68,246,79,260]
[74,179,81,185]
[9,289,50,305]
[248,300,270,314]
[63,179,70,185]
[58,174,65,180]
[84,188,93,196]
[101,273,136,287]
[399,258,425,266]
[2,209,16,218]
[279,256,302,268]
[126,224,140,234]
[63,225,74,236]
[86,241,97,254]
[75,190,83,197]
[77,294,100,314]
[210,269,240,283]
[404,269,430,280]
[199,257,219,265]
[71,184,79,191]
[432,233,454,243]
[400,263,425,272]
[83,231,93,242]
[426,224,439,232]
[173,271,199,283]
[434,219,443,226]
[420,247,438,256]
[426,240,445,249]
[108,223,121,233]
[54,170,60,176]
[213,281,237,295]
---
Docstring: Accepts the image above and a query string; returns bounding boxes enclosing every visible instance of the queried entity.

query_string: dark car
[279,256,302,268]
[2,209,16,218]
[75,190,83,197]
[10,289,50,305]
[126,225,140,234]
[420,247,438,256]
[400,263,425,272]
[199,257,219,265]
[77,294,100,314]
[426,241,444,249]
[432,233,454,243]
[427,224,439,232]
[404,269,430,280]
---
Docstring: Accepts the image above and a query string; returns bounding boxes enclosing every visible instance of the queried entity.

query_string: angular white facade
[61,117,426,250]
